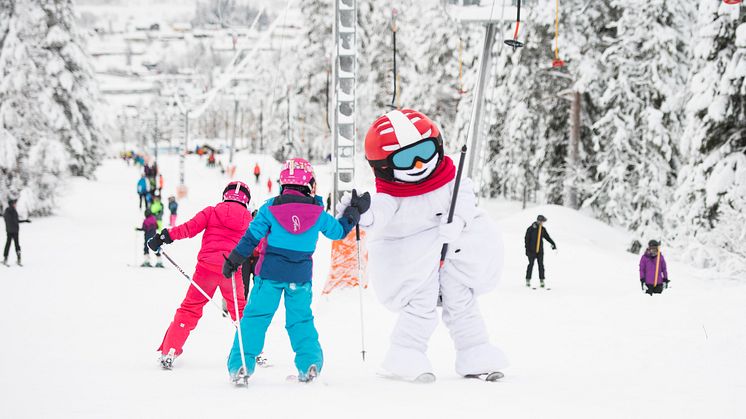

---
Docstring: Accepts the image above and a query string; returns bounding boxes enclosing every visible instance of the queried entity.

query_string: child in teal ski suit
[221,158,369,383]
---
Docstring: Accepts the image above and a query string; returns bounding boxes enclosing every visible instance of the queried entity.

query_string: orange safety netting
[323,228,368,294]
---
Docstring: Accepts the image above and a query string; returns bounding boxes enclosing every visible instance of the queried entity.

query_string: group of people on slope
[523,216,669,295]
[146,109,509,385]
[135,163,178,268]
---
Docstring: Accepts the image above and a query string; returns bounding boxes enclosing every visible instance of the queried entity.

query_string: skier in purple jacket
[639,240,669,295]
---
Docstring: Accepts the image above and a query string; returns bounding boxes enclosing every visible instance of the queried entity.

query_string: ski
[377,371,436,384]
[465,371,504,382]
[287,365,319,383]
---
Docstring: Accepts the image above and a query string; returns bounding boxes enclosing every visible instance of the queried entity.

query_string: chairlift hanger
[504,0,524,49]
[552,0,565,68]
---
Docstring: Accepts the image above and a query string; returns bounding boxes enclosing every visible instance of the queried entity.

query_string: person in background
[137,174,148,209]
[3,199,31,267]
[524,215,557,289]
[168,196,178,227]
[158,174,164,194]
[150,193,164,232]
[639,240,669,296]
[266,178,273,194]
[253,163,261,184]
[136,208,162,268]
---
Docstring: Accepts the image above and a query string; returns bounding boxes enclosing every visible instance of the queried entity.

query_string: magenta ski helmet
[279,158,315,188]
[223,181,251,206]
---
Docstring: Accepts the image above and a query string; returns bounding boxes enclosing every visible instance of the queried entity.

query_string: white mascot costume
[343,109,508,382]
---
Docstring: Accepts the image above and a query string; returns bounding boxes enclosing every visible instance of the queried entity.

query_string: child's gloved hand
[342,206,361,226]
[349,189,371,214]
[438,216,465,243]
[222,251,245,279]
[147,229,173,251]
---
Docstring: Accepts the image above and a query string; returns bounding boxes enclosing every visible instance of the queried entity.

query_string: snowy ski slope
[0,153,744,419]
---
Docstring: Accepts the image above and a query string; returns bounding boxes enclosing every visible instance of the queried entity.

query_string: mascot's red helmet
[364,109,444,182]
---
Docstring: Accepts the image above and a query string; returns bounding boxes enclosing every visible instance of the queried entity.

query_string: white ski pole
[355,223,367,361]
[160,248,233,322]
[229,263,249,380]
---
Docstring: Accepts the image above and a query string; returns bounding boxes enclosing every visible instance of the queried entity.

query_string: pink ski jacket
[168,201,252,270]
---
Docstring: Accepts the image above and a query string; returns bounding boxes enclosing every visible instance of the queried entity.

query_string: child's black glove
[147,229,173,251]
[349,189,371,214]
[222,251,245,279]
[342,206,361,226]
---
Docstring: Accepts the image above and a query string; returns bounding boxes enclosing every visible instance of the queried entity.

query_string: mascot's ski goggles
[388,138,439,170]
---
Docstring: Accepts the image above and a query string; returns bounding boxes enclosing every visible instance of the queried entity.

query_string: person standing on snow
[266,178,273,194]
[167,196,178,227]
[137,174,149,209]
[136,208,162,268]
[150,193,164,232]
[253,162,261,184]
[147,181,253,369]
[347,109,507,382]
[3,199,31,267]
[639,240,669,296]
[524,215,557,289]
[221,158,367,384]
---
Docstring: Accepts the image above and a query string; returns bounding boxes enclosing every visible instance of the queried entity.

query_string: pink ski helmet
[279,158,315,187]
[222,181,251,206]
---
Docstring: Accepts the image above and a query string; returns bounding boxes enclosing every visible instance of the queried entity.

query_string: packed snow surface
[1,154,744,418]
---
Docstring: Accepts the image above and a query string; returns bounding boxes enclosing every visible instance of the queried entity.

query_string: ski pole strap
[440,145,468,265]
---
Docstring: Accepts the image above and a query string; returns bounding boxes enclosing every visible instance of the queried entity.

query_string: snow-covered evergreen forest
[1,0,744,276]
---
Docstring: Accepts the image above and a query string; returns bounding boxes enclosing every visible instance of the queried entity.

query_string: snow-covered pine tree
[0,0,106,214]
[291,0,333,162]
[398,0,462,135]
[672,0,746,275]
[584,0,692,243]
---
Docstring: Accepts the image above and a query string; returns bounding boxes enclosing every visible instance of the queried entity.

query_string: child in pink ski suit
[148,181,253,367]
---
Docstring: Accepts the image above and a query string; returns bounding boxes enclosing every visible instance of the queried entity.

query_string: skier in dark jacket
[524,215,556,288]
[639,240,669,296]
[3,199,31,266]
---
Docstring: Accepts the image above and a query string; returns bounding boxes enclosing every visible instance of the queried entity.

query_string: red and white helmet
[364,109,444,181]
[223,181,251,206]
[279,158,315,187]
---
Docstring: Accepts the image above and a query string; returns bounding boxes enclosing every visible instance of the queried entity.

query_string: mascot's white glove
[336,191,353,218]
[438,215,465,243]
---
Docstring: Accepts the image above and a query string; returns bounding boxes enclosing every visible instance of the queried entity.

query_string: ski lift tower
[331,0,357,212]
[442,0,517,180]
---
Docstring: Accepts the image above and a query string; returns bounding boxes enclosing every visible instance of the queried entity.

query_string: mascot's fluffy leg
[382,274,439,379]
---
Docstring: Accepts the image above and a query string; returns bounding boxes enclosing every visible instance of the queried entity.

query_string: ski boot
[159,348,176,370]
[154,256,164,268]
[255,352,270,368]
[230,366,250,386]
[141,261,152,268]
[16,251,22,267]
[465,371,504,382]
[2,257,8,267]
[297,365,319,383]
[540,280,545,289]
[525,278,531,288]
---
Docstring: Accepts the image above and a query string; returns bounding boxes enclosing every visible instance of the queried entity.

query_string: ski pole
[160,248,232,321]
[228,256,249,383]
[440,145,468,268]
[355,223,367,361]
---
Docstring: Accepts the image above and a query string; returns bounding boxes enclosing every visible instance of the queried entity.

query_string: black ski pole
[440,145,468,268]
[355,223,366,361]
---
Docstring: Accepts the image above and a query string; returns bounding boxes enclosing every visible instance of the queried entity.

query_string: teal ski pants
[227,277,323,375]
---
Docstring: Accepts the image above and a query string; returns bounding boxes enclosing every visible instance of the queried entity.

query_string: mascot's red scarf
[375,156,456,197]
